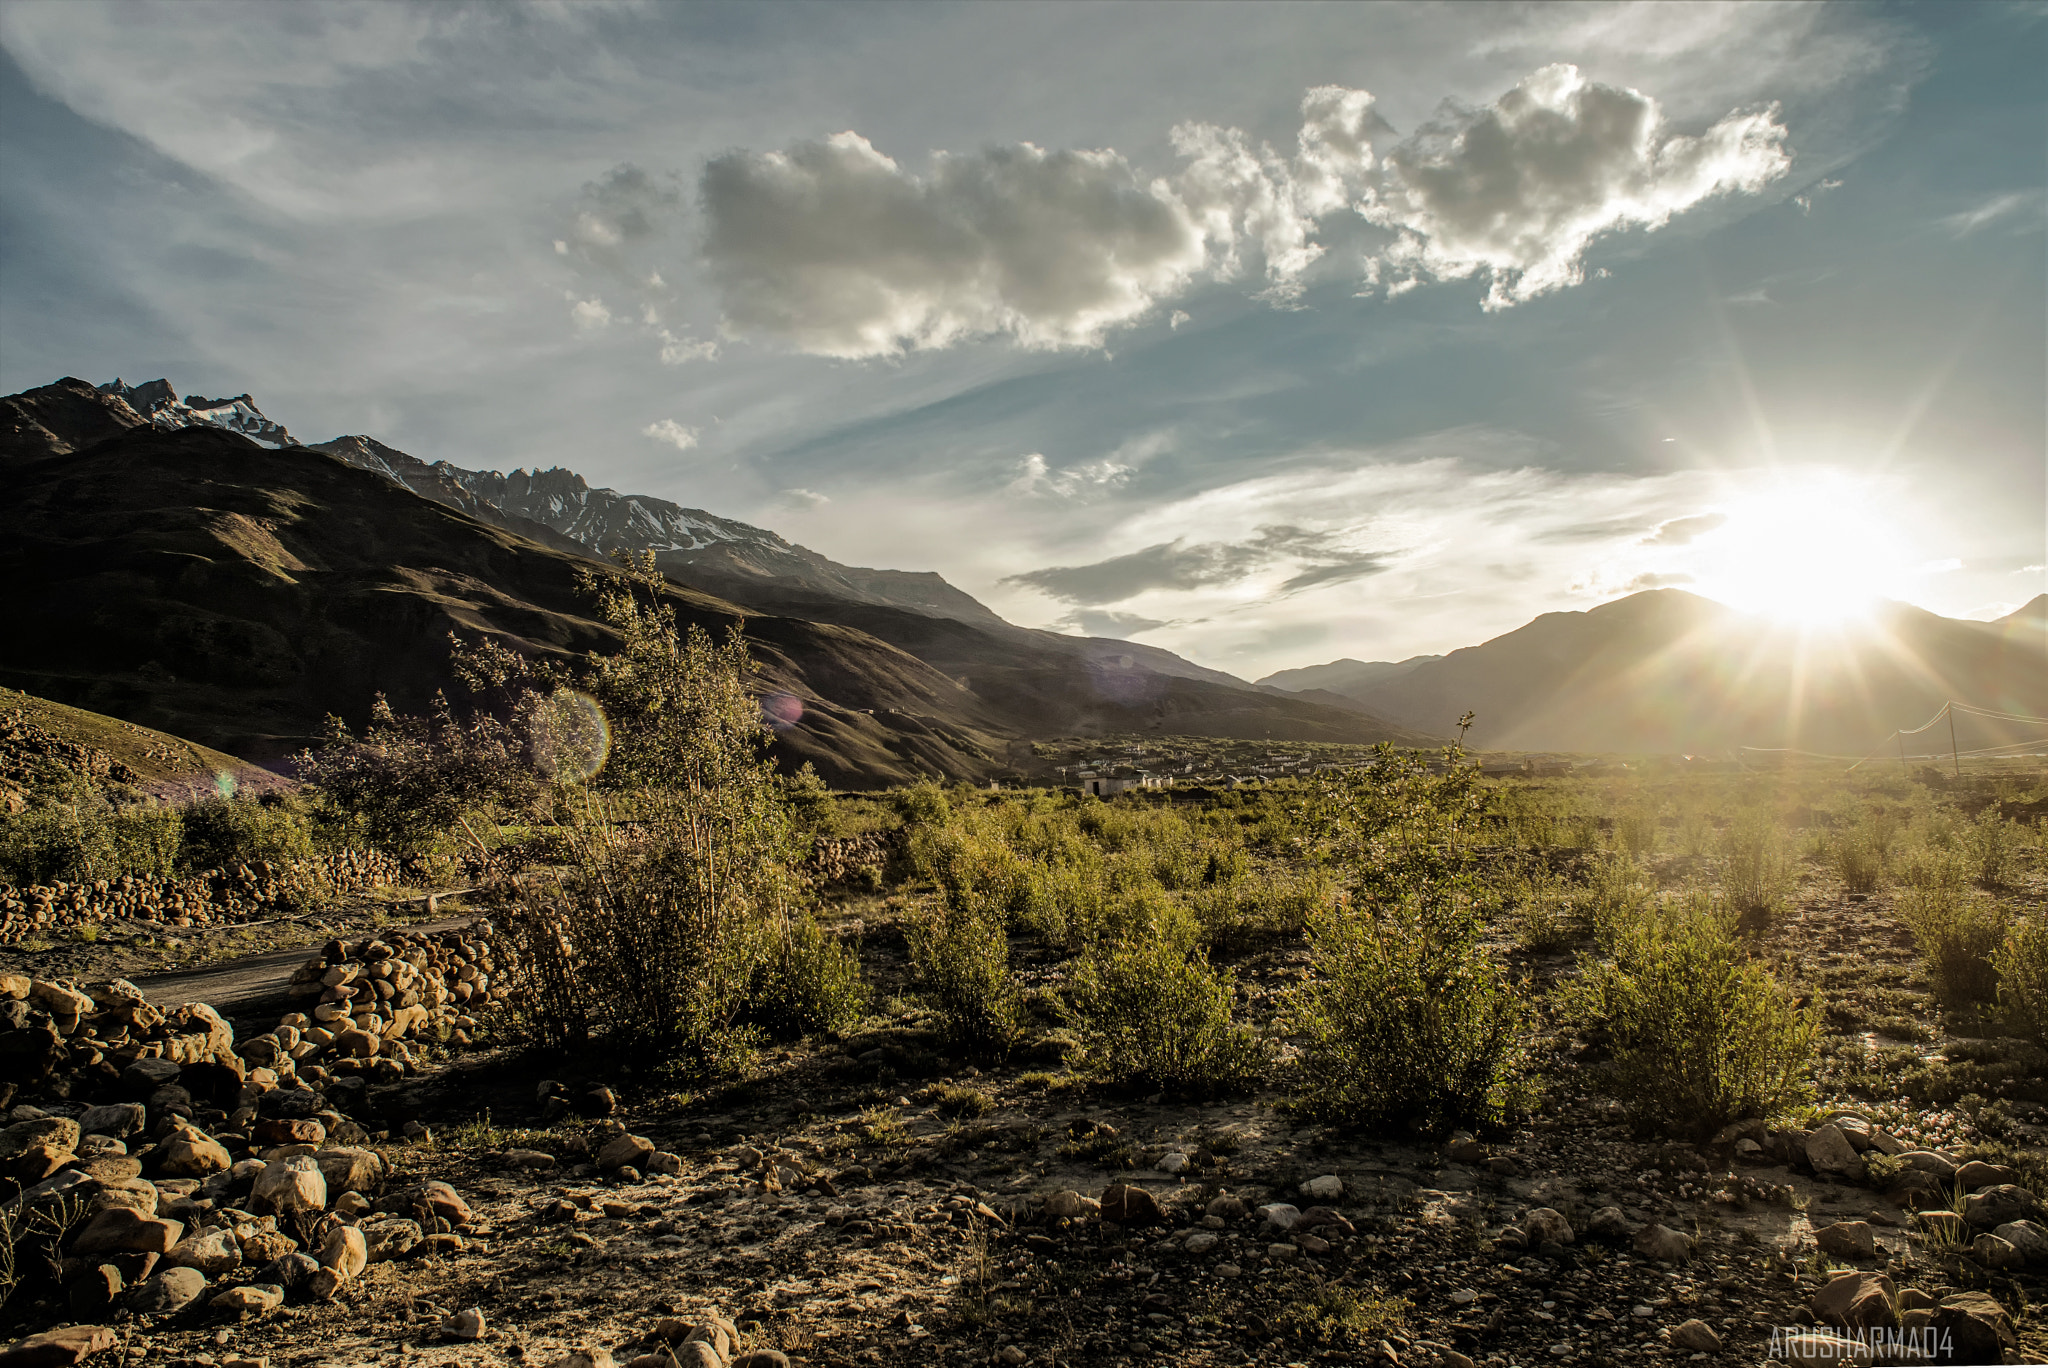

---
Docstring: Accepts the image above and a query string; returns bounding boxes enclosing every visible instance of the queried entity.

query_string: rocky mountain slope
[1265,589,2048,756]
[0,379,1427,782]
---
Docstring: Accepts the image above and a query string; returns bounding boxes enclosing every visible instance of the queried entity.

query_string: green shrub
[1614,810,1658,858]
[744,914,868,1041]
[1831,829,1883,895]
[1064,906,1264,1096]
[1994,916,2048,1047]
[906,902,1023,1059]
[0,792,183,886]
[1969,811,2019,888]
[1496,862,1579,953]
[1897,849,2007,1007]
[178,796,318,873]
[1288,894,1531,1132]
[1719,812,1788,925]
[1563,901,1817,1138]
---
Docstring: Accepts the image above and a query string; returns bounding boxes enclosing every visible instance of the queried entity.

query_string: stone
[311,1147,383,1194]
[545,1352,615,1368]
[1815,1220,1876,1260]
[417,1180,471,1224]
[730,1355,791,1368]
[1895,1150,1957,1178]
[1632,1223,1691,1261]
[1293,1206,1355,1236]
[597,1134,655,1171]
[1963,1184,2042,1229]
[70,1209,183,1258]
[250,1155,327,1216]
[154,1127,231,1177]
[1973,1232,2023,1269]
[1810,1271,1896,1328]
[446,1308,486,1340]
[1256,1202,1301,1231]
[66,1263,124,1316]
[1933,1291,2015,1362]
[250,1118,325,1148]
[121,1058,181,1093]
[1205,1195,1247,1221]
[76,1104,145,1139]
[1159,1152,1189,1175]
[162,1228,241,1276]
[665,1347,720,1368]
[238,1230,298,1264]
[1669,1319,1720,1352]
[318,1225,368,1282]
[73,1156,142,1185]
[0,1324,118,1367]
[363,1218,422,1262]
[211,1284,284,1314]
[1585,1206,1633,1241]
[1806,1124,1865,1179]
[1294,1231,1331,1255]
[1994,1219,2048,1261]
[2,1116,81,1159]
[1915,1209,1968,1244]
[645,1151,683,1176]
[504,1149,555,1171]
[1524,1208,1574,1246]
[126,1265,208,1315]
[1298,1174,1343,1201]
[1865,1128,1906,1156]
[256,1252,320,1289]
[1099,1184,1164,1225]
[1956,1160,2017,1189]
[31,981,94,1016]
[1183,1231,1219,1254]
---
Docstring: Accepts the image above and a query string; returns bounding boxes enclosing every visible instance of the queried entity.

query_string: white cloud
[656,329,720,365]
[570,297,612,331]
[1939,190,2045,238]
[695,65,1792,352]
[698,132,1207,357]
[1364,64,1792,310]
[783,488,830,506]
[1008,452,1136,499]
[642,418,698,450]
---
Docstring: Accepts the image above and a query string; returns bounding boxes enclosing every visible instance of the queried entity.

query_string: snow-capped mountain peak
[98,378,297,448]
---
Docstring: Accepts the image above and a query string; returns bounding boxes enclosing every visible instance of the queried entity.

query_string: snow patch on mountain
[98,378,298,448]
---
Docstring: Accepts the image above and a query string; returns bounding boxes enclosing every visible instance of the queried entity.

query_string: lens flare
[213,770,237,798]
[530,689,611,781]
[761,692,805,729]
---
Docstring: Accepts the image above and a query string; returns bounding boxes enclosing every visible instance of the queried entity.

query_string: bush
[906,901,1023,1059]
[1831,829,1883,895]
[1064,906,1265,1096]
[1289,893,1531,1132]
[1564,899,1817,1138]
[1496,862,1579,953]
[0,791,182,886]
[743,914,868,1041]
[1898,849,2007,1007]
[1969,811,2020,888]
[1719,812,1788,926]
[1994,916,2048,1047]
[178,796,319,873]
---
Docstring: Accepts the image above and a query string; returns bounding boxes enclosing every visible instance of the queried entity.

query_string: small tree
[1065,904,1264,1096]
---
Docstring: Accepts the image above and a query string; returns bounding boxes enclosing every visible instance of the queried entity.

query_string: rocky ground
[5,866,2048,1367]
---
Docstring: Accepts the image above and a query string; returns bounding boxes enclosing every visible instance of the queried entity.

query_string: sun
[1682,473,1914,625]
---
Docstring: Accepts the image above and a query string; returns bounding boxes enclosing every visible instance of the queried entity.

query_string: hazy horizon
[3,1,2041,678]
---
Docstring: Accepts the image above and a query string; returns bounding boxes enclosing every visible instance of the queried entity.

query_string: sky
[2,0,2042,680]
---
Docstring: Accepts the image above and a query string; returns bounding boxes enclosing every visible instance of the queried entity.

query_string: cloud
[562,164,682,279]
[1938,190,2045,238]
[1625,571,1696,590]
[698,132,1208,357]
[1645,511,1728,545]
[1063,609,1174,640]
[783,488,830,507]
[570,298,612,330]
[656,330,720,364]
[1365,65,1792,309]
[1003,524,1386,605]
[1007,452,1136,499]
[643,418,698,450]
[693,66,1792,354]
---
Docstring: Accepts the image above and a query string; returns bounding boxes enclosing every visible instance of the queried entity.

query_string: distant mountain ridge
[1258,655,1442,697]
[0,378,1435,782]
[1262,589,2048,756]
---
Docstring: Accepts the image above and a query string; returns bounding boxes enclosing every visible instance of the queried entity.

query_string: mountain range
[0,377,1431,784]
[1258,589,2048,758]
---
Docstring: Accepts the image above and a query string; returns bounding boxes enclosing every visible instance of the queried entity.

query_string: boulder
[1524,1208,1574,1246]
[1814,1220,1875,1260]
[120,1058,181,1093]
[1974,1232,2024,1269]
[125,1266,208,1315]
[2,1116,81,1159]
[596,1134,655,1172]
[0,1324,119,1367]
[1963,1184,2042,1229]
[153,1127,230,1178]
[1993,1219,2048,1262]
[1298,1174,1343,1201]
[318,1225,368,1282]
[311,1147,384,1195]
[1955,1160,2017,1189]
[211,1283,283,1314]
[1042,1190,1095,1219]
[161,1228,241,1277]
[1932,1291,2015,1363]
[1205,1195,1247,1221]
[250,1156,327,1216]
[1584,1206,1633,1241]
[1099,1184,1165,1226]
[1805,1124,1865,1179]
[1632,1223,1691,1262]
[31,981,94,1016]
[76,1104,145,1139]
[1256,1203,1301,1231]
[363,1219,422,1262]
[1669,1319,1721,1352]
[1895,1150,1958,1178]
[70,1209,183,1258]
[1810,1271,1896,1329]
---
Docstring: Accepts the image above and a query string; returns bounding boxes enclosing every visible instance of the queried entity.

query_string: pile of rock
[0,849,403,944]
[0,975,243,1104]
[273,923,513,1075]
[1,1053,478,1326]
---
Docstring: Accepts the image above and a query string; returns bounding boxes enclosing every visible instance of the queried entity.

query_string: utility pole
[1898,730,1907,768]
[1948,702,1961,779]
